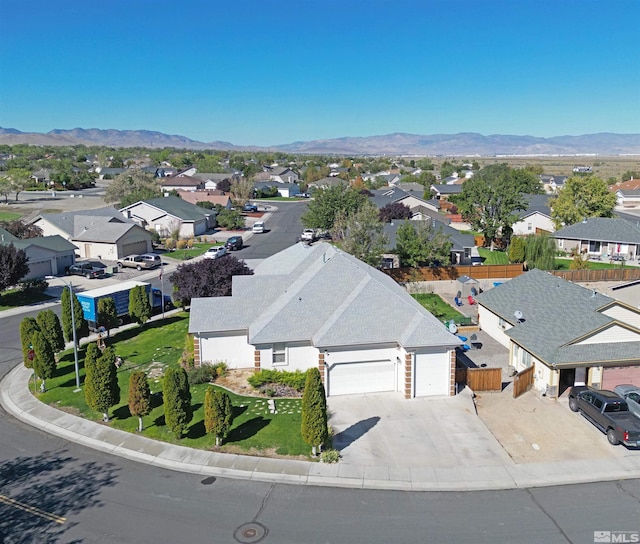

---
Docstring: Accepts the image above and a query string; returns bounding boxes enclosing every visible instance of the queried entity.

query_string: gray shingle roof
[382,219,474,252]
[553,217,640,244]
[517,194,552,219]
[474,268,640,366]
[189,242,461,350]
[130,196,213,221]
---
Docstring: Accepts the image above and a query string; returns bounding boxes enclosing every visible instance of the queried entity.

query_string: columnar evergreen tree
[61,287,88,346]
[128,371,151,432]
[301,368,328,456]
[20,317,40,368]
[36,309,65,354]
[129,285,151,325]
[31,330,56,392]
[508,237,527,264]
[84,345,120,421]
[97,297,119,337]
[204,387,234,446]
[163,367,192,438]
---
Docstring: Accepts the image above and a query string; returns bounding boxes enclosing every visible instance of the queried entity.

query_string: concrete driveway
[327,389,513,469]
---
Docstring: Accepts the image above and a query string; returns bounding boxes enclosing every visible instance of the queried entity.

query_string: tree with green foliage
[216,208,245,229]
[342,201,388,266]
[524,232,557,270]
[31,330,56,392]
[301,184,367,232]
[104,170,160,206]
[0,243,30,293]
[128,371,152,432]
[550,175,616,229]
[453,164,528,247]
[301,368,328,456]
[129,285,151,325]
[204,387,234,446]
[97,297,118,337]
[569,249,590,270]
[84,345,120,421]
[163,367,192,438]
[36,309,65,354]
[508,237,527,264]
[5,168,32,200]
[61,287,88,346]
[20,317,40,369]
[395,220,453,267]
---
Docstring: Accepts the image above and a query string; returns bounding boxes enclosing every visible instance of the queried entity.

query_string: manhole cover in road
[234,522,268,543]
[200,476,217,485]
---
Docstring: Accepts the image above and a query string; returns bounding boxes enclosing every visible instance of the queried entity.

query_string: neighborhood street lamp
[49,276,81,391]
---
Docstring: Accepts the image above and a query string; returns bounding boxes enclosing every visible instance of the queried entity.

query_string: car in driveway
[243,202,258,213]
[614,384,640,419]
[66,261,106,279]
[568,386,640,446]
[224,236,243,251]
[203,246,227,259]
[117,254,160,270]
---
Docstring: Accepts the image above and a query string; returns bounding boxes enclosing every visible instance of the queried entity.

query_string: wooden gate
[466,367,502,391]
[513,366,534,398]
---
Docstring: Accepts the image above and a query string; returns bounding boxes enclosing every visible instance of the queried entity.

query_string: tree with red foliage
[378,202,412,223]
[171,255,253,307]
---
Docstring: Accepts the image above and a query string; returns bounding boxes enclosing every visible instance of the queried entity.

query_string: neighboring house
[615,189,640,209]
[96,167,126,179]
[430,184,464,200]
[177,190,232,209]
[159,175,204,192]
[308,177,347,190]
[475,269,640,396]
[269,167,299,184]
[254,180,300,198]
[553,217,640,261]
[120,196,216,238]
[0,228,77,279]
[189,242,462,398]
[395,182,427,194]
[511,194,554,236]
[369,187,440,220]
[540,175,567,194]
[382,219,475,265]
[606,279,640,310]
[31,169,52,184]
[192,173,236,190]
[31,208,152,260]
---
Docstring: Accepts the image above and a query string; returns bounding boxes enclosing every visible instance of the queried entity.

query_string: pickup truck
[117,255,156,270]
[66,262,106,279]
[568,386,640,446]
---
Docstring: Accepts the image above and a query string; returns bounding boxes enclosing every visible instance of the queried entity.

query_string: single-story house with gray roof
[120,195,216,238]
[189,242,462,398]
[475,269,640,397]
[511,194,554,236]
[369,187,440,220]
[31,208,152,260]
[553,217,640,261]
[254,180,300,198]
[0,228,77,279]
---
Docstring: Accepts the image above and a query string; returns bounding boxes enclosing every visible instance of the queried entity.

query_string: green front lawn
[36,313,309,456]
[411,293,467,322]
[477,248,509,265]
[0,288,54,311]
[0,210,22,222]
[169,242,220,261]
[554,258,629,271]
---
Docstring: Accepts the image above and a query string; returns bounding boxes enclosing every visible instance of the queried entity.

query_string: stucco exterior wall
[199,332,254,368]
[477,306,512,348]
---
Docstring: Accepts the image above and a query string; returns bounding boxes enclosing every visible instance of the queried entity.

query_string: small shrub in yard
[165,238,176,250]
[186,238,194,248]
[212,361,228,377]
[187,365,217,385]
[248,369,308,392]
[320,449,340,463]
[20,278,48,293]
[176,239,187,250]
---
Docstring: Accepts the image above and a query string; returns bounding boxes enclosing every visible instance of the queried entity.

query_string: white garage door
[414,356,450,397]
[328,360,395,396]
[27,259,52,279]
[601,366,640,389]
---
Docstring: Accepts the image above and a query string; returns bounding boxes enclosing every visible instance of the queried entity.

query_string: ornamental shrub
[204,387,234,446]
[301,368,328,456]
[163,367,192,438]
[247,369,307,391]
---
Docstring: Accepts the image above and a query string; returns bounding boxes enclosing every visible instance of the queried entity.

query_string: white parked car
[252,221,265,233]
[203,246,227,259]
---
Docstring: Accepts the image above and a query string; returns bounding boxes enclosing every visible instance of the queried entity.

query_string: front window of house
[272,343,287,365]
[522,350,532,368]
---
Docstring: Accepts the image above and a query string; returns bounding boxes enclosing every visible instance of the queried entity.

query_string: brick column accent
[254,350,261,373]
[318,352,325,384]
[404,353,412,399]
[449,349,456,396]
[193,335,201,367]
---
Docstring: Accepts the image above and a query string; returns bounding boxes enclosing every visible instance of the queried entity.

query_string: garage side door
[601,366,640,389]
[328,360,395,396]
[121,241,149,257]
[414,355,450,397]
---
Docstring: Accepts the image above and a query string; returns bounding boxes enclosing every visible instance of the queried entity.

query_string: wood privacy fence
[550,268,640,283]
[385,264,525,282]
[513,366,534,398]
[459,367,502,392]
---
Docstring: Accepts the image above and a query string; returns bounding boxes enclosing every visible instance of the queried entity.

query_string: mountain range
[0,127,638,156]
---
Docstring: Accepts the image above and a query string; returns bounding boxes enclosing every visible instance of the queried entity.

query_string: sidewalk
[3,362,640,491]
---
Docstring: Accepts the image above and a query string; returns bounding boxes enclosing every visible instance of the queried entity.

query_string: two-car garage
[327,360,397,396]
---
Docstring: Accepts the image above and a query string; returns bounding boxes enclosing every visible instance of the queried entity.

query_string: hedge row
[247,369,308,391]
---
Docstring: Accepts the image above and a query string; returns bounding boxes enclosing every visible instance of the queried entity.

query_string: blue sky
[1,0,639,146]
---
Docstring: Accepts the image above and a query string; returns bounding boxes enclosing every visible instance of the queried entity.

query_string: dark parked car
[224,236,243,251]
[66,262,106,279]
[243,203,258,213]
[568,386,640,446]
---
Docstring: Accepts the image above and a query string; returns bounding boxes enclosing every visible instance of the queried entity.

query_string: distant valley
[0,127,638,156]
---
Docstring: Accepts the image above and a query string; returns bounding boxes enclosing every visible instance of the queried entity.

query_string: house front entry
[558,368,575,396]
